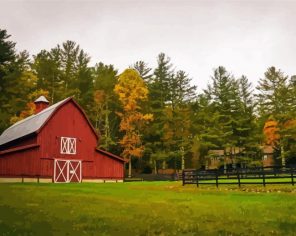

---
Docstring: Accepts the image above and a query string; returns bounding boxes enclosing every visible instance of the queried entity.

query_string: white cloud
[1,0,295,91]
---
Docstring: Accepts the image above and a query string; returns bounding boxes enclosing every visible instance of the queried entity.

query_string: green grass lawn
[0,182,296,236]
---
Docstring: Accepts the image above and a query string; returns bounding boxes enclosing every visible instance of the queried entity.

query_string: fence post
[291,168,294,186]
[182,170,185,186]
[196,170,199,187]
[262,170,266,187]
[215,170,219,188]
[237,170,241,188]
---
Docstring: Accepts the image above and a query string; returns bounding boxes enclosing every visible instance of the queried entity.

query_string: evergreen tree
[205,66,236,150]
[143,53,173,172]
[256,67,291,117]
[92,63,119,151]
[257,67,295,166]
[0,34,36,133]
[131,61,152,83]
[236,75,259,160]
[33,48,62,103]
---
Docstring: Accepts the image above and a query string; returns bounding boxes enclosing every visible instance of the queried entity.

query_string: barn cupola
[34,96,49,114]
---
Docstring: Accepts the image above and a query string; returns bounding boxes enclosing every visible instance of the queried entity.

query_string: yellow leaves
[118,112,154,132]
[119,133,143,158]
[143,113,153,121]
[28,89,49,101]
[9,115,21,125]
[114,69,153,159]
[114,69,149,112]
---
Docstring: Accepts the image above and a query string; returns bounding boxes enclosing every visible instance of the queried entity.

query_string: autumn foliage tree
[263,119,280,146]
[114,69,153,177]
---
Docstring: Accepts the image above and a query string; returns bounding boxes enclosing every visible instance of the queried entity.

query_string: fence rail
[182,166,295,187]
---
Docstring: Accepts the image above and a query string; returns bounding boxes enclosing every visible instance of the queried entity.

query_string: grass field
[0,182,296,236]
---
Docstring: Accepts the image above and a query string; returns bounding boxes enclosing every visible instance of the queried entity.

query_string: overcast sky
[1,0,296,90]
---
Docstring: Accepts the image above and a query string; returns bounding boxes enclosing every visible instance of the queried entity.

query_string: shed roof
[96,148,125,162]
[0,98,68,146]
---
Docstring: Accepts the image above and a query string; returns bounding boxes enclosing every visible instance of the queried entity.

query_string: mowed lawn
[0,182,296,236]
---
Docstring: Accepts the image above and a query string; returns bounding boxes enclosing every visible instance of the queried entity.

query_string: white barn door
[54,159,82,183]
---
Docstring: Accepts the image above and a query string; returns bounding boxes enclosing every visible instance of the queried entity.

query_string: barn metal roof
[0,98,69,146]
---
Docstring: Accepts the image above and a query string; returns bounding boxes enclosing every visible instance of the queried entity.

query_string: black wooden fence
[182,166,295,187]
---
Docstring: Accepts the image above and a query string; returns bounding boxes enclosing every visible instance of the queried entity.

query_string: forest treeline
[1,28,296,173]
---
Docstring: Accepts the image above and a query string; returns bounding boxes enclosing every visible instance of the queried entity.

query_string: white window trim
[60,137,76,155]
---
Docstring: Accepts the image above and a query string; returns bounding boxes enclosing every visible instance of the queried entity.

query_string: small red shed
[0,96,124,183]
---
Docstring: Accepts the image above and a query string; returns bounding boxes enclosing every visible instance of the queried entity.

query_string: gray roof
[0,98,69,146]
[34,95,49,103]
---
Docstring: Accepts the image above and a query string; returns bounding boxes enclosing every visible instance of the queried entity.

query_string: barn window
[60,137,76,154]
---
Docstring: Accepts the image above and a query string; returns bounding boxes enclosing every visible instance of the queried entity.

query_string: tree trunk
[104,100,110,149]
[224,156,227,174]
[128,156,132,178]
[162,160,166,169]
[281,145,286,168]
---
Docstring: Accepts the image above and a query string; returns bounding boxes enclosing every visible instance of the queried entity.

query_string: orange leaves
[283,119,296,130]
[9,89,50,125]
[10,102,36,124]
[119,112,153,132]
[263,118,296,146]
[263,120,280,146]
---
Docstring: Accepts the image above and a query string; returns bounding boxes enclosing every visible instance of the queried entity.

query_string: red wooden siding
[0,147,40,177]
[40,159,54,177]
[94,151,124,179]
[38,101,98,164]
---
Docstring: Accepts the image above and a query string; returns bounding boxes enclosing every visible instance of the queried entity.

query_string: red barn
[0,96,124,183]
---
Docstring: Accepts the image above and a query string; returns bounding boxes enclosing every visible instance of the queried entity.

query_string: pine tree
[256,67,291,117]
[205,67,236,150]
[236,75,259,161]
[257,67,294,166]
[0,29,17,132]
[92,63,119,151]
[143,53,173,172]
[131,61,152,83]
[1,43,37,133]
